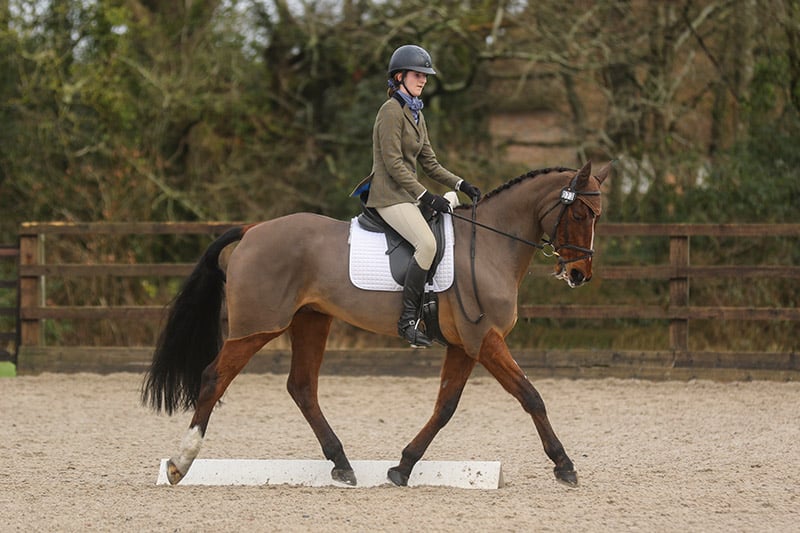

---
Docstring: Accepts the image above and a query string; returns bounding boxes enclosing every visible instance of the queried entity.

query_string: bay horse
[142,161,609,487]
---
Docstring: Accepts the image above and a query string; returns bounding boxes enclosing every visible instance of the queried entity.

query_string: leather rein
[449,174,601,324]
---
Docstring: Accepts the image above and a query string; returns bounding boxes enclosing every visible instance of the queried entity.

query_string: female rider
[352,44,481,347]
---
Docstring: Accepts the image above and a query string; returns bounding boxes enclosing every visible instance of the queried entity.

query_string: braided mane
[455,167,574,211]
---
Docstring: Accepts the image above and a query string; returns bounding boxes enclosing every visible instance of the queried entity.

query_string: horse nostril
[569,269,585,285]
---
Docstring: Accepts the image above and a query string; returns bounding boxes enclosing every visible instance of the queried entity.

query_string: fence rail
[15,221,800,378]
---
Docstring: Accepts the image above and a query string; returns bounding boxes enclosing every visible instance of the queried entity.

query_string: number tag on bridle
[560,187,576,205]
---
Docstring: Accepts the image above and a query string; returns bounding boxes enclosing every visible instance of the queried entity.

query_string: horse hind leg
[478,329,577,486]
[388,344,477,486]
[285,310,357,485]
[166,331,277,485]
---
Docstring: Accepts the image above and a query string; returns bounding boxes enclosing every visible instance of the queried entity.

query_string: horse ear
[594,162,612,185]
[575,160,592,188]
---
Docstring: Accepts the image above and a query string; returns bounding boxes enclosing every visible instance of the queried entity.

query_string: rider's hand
[420,191,453,213]
[457,180,482,202]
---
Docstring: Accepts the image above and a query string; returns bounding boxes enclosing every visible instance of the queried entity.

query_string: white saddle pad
[348,214,455,292]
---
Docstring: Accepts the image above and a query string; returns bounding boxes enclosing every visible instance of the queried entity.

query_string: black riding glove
[457,180,482,202]
[419,191,452,213]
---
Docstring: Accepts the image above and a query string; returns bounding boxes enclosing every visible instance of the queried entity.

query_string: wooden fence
[0,244,19,362]
[16,221,800,380]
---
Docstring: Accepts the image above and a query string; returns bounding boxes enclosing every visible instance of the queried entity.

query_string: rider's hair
[387,73,402,98]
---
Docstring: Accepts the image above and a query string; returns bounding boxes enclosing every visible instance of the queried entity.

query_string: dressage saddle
[356,193,448,287]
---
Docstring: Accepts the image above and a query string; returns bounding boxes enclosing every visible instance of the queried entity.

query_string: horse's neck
[474,182,547,283]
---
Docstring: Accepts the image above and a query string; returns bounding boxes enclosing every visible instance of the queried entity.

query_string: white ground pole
[157,459,504,490]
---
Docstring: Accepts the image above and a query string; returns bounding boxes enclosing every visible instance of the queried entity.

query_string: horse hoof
[332,467,357,486]
[387,467,409,487]
[554,467,578,487]
[166,459,185,485]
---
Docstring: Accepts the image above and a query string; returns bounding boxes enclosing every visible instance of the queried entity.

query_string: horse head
[542,161,609,288]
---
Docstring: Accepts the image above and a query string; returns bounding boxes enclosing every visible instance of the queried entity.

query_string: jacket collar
[391,92,421,133]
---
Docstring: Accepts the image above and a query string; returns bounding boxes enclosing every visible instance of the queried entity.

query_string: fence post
[669,234,690,352]
[19,228,43,347]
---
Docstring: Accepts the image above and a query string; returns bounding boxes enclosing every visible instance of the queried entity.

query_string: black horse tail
[141,225,249,415]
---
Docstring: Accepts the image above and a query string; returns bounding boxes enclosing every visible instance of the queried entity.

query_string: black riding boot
[398,259,432,348]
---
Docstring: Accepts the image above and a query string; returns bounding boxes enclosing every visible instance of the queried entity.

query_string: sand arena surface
[1,372,799,532]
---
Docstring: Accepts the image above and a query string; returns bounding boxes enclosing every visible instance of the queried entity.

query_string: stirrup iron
[400,318,431,348]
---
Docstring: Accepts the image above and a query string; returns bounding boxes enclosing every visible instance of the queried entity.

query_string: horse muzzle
[553,258,592,288]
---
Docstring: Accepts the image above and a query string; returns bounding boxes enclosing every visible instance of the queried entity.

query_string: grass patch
[0,362,16,377]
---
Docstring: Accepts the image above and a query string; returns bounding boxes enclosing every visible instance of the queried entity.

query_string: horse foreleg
[167,332,275,485]
[285,311,357,485]
[388,344,477,486]
[478,329,577,486]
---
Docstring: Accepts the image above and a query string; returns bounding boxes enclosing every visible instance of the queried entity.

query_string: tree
[1,0,798,238]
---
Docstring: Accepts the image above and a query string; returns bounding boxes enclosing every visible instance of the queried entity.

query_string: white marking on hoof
[166,459,184,485]
[168,426,203,482]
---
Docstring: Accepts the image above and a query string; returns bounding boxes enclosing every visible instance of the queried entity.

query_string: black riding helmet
[387,45,437,77]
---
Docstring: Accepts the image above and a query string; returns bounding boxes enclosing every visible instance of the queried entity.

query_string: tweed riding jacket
[353,94,461,208]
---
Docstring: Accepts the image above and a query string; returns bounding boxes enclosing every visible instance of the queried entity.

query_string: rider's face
[399,70,427,98]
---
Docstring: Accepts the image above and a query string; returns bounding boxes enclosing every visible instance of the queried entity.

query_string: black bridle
[539,173,601,267]
[449,172,601,324]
